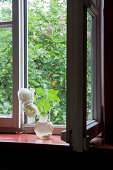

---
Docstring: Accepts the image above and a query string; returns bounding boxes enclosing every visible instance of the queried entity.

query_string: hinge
[84,0,91,8]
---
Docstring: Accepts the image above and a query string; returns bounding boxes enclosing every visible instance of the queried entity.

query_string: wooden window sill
[1,134,113,153]
[0,134,72,169]
[0,134,72,152]
[89,136,113,154]
[0,134,68,145]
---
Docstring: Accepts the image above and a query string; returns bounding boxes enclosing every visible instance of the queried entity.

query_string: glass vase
[34,115,53,139]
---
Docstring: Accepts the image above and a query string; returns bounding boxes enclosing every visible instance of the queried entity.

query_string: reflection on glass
[0,27,12,115]
[28,0,67,125]
[87,11,92,121]
[0,0,12,21]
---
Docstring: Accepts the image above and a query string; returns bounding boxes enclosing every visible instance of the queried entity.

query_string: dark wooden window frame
[63,0,104,151]
[86,0,104,141]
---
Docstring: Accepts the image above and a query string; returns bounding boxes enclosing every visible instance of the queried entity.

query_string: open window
[86,0,104,140]
[0,0,104,152]
[62,0,104,151]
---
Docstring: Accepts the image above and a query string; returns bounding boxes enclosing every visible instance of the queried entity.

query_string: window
[0,0,104,152]
[62,0,104,151]
[86,7,100,124]
[0,0,24,131]
[86,0,104,140]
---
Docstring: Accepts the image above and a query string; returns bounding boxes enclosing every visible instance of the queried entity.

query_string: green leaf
[48,89,59,95]
[35,115,40,123]
[38,98,50,113]
[32,80,39,86]
[35,88,46,95]
[47,93,60,102]
[3,102,10,107]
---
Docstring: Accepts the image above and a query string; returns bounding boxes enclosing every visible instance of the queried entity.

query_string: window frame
[0,0,104,152]
[0,0,24,132]
[86,0,104,141]
[62,0,104,151]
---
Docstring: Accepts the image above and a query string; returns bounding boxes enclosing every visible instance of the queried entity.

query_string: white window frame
[0,0,24,132]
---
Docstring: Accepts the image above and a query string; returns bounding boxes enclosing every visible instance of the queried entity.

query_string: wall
[104,0,113,144]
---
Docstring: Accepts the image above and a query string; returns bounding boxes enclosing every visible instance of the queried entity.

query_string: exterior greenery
[28,0,67,124]
[0,0,12,115]
[87,11,92,121]
[0,0,91,124]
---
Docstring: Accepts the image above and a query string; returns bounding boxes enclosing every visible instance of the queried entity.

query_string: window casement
[0,0,24,132]
[0,0,104,152]
[62,0,104,151]
[86,0,104,140]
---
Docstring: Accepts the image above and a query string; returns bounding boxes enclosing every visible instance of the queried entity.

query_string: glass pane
[0,0,12,22]
[28,0,67,125]
[0,27,12,116]
[87,12,92,121]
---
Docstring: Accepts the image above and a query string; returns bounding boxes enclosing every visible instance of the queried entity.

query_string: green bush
[0,0,12,115]
[0,27,12,115]
[28,0,67,124]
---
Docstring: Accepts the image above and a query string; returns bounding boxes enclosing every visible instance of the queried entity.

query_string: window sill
[1,134,113,153]
[0,134,72,169]
[0,134,71,152]
[89,136,113,154]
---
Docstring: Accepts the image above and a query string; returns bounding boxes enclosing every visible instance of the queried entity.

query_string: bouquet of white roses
[18,88,40,117]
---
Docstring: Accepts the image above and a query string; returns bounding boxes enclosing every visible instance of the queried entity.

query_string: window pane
[0,27,12,116]
[87,12,93,121]
[28,0,67,125]
[0,0,12,22]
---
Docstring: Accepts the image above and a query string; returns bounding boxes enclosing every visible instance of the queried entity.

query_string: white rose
[24,104,40,117]
[18,88,32,103]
